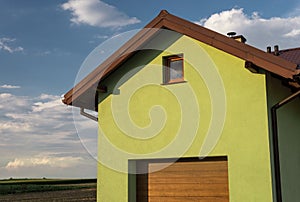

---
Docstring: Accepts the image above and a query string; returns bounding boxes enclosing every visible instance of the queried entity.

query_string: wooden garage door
[136,157,229,202]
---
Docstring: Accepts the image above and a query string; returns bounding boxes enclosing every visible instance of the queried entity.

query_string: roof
[63,10,300,110]
[278,48,300,66]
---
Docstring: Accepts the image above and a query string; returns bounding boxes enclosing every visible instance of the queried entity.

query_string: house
[63,10,300,202]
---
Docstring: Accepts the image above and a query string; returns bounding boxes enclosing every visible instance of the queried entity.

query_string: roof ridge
[158,10,169,17]
[279,47,300,53]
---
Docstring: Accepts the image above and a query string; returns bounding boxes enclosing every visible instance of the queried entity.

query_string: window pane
[170,59,183,80]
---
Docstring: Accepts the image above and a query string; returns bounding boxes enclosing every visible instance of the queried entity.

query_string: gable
[63,10,300,111]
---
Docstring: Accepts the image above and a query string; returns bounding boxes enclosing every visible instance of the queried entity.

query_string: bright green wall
[97,33,273,201]
[266,74,300,202]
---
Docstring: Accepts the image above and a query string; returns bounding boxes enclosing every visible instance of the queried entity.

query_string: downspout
[80,107,98,122]
[271,89,300,202]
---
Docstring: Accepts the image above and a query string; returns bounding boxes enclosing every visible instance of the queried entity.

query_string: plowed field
[0,188,96,202]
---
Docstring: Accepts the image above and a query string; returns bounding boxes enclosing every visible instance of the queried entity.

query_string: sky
[1,0,300,179]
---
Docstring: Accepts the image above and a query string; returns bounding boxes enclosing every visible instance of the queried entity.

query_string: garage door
[136,157,229,202]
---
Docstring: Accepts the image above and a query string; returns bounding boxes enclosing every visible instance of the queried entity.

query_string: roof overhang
[63,10,300,111]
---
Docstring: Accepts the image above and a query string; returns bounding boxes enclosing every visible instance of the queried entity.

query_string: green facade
[96,32,273,201]
[266,74,300,201]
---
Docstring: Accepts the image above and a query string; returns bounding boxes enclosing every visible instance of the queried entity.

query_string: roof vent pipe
[227,32,247,43]
[227,32,236,37]
[274,45,280,56]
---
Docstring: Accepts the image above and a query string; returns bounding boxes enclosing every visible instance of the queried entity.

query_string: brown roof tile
[278,48,300,66]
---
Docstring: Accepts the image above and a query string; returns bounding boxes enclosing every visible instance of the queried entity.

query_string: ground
[0,188,96,202]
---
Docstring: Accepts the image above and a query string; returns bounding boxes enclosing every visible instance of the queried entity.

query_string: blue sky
[1,0,300,179]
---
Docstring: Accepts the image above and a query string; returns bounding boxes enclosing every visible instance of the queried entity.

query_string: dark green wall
[266,74,300,202]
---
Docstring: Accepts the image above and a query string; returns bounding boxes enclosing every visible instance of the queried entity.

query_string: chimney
[274,45,279,56]
[227,32,247,43]
[267,46,272,53]
[232,35,247,43]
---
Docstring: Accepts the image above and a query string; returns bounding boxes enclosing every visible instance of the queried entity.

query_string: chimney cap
[227,32,237,37]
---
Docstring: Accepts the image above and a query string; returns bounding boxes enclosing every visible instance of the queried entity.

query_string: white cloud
[32,98,62,112]
[0,37,24,53]
[0,94,80,136]
[38,93,58,100]
[61,0,140,28]
[6,159,24,169]
[0,93,30,112]
[0,93,12,99]
[196,8,300,49]
[0,121,32,132]
[0,93,97,178]
[5,156,83,169]
[0,84,20,89]
[284,29,300,38]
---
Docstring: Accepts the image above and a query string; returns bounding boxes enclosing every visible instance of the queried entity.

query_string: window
[163,54,184,84]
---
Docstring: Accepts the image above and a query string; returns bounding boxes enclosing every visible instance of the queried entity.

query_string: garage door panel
[149,161,228,172]
[136,157,229,201]
[148,183,228,197]
[149,176,229,184]
[149,171,228,180]
[149,196,229,202]
[139,188,229,197]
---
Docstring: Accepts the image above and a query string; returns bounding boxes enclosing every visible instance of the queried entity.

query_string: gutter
[271,89,300,202]
[80,108,98,122]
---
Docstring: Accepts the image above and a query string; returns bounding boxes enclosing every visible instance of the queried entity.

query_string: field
[0,178,96,201]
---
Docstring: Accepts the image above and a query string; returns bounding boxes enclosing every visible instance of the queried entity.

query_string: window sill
[161,80,187,85]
